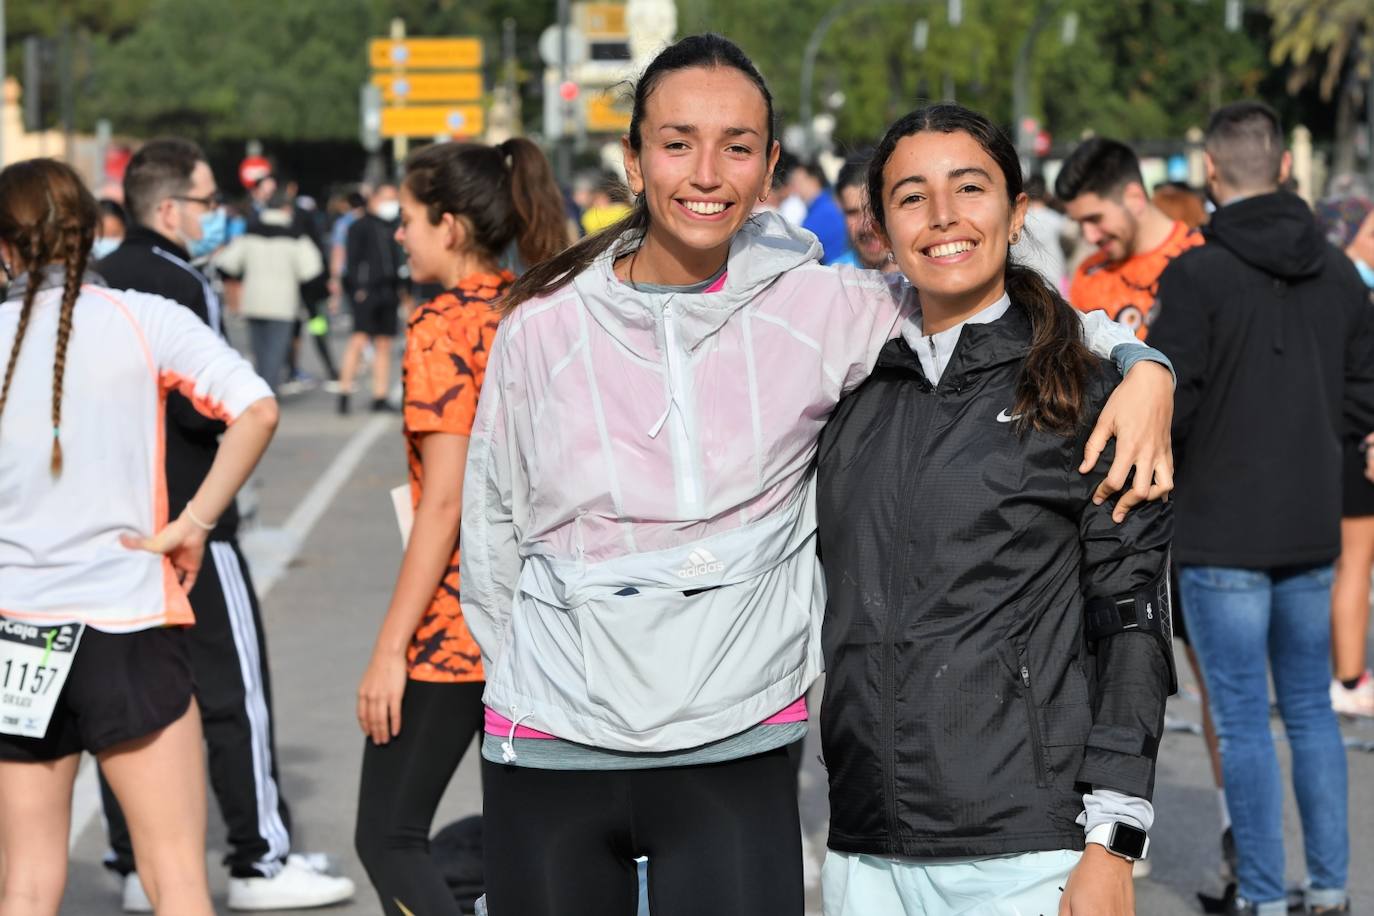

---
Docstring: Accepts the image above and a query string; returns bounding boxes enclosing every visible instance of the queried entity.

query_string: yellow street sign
[381,105,485,138]
[586,91,631,134]
[369,38,483,70]
[578,3,627,38]
[370,73,483,103]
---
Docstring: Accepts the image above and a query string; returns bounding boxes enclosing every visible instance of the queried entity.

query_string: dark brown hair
[0,158,99,474]
[867,104,1096,436]
[124,137,204,226]
[403,139,569,277]
[504,33,775,311]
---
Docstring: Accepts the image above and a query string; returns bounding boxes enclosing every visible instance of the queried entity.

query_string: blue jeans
[1180,565,1348,912]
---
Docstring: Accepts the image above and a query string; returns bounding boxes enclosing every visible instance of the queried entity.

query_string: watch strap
[1085,822,1150,861]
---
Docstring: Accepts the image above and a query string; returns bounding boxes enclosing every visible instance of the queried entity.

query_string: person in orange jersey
[353,139,568,916]
[1057,138,1202,339]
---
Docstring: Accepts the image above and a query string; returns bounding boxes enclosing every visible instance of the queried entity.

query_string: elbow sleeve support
[1084,563,1178,695]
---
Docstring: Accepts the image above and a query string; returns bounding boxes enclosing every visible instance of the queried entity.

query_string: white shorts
[822,848,1081,916]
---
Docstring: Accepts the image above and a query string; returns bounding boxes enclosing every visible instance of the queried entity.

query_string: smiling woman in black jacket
[816,105,1174,916]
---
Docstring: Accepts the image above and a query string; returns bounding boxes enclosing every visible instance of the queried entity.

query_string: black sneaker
[370,398,397,413]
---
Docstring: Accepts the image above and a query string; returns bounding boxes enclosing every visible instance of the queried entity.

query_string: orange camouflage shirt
[401,271,512,682]
[1068,220,1203,340]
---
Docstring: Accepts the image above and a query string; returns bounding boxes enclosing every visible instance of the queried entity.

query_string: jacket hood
[1205,192,1327,281]
[572,210,823,353]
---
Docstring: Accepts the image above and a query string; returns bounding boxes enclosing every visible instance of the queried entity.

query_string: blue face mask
[91,237,121,261]
[189,208,227,259]
[1356,259,1374,290]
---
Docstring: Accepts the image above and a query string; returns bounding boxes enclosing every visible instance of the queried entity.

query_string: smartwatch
[1085,822,1150,861]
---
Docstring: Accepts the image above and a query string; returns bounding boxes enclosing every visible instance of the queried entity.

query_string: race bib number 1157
[0,619,84,739]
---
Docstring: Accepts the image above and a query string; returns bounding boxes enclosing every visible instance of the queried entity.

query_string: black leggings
[481,746,804,916]
[355,680,484,916]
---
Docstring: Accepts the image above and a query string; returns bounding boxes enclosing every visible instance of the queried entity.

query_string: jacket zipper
[880,378,937,842]
[661,301,703,514]
[1020,660,1050,788]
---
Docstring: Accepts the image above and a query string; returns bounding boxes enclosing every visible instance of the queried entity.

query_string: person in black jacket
[817,104,1174,916]
[1149,102,1374,916]
[337,183,404,414]
[97,138,354,913]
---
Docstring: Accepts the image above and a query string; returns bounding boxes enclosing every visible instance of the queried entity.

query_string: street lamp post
[799,2,848,160]
[557,0,572,184]
[1011,0,1060,172]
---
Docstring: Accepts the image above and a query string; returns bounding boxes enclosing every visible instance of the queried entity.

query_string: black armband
[1084,561,1178,695]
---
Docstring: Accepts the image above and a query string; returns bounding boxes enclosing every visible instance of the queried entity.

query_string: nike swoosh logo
[996,409,1021,423]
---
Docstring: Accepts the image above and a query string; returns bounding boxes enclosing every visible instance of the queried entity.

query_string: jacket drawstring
[648,299,689,440]
[500,710,535,763]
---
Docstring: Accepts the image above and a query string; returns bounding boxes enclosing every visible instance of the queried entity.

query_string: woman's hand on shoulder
[1080,360,1175,523]
[1060,845,1135,916]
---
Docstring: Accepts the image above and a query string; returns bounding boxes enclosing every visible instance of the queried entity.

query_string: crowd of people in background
[2,28,1374,916]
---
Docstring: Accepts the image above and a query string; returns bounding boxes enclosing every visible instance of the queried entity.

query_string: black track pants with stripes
[100,538,293,878]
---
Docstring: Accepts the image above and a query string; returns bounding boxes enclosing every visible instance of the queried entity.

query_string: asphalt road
[58,328,1374,915]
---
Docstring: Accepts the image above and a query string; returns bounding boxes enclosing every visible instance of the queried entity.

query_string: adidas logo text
[677,548,724,579]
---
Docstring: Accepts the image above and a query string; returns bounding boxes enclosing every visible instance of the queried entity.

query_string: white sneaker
[122,872,153,913]
[1330,671,1374,717]
[227,853,355,911]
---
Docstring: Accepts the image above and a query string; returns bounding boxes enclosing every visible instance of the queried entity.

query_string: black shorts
[1343,441,1374,518]
[0,626,193,762]
[352,294,399,337]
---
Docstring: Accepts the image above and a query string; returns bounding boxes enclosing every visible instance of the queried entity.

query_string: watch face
[1111,824,1148,859]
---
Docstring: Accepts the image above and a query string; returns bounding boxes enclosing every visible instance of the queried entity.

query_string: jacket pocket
[1019,662,1050,789]
[575,569,813,736]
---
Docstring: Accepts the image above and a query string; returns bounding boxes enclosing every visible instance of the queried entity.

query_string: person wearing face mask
[213,187,325,395]
[93,198,129,261]
[338,182,406,414]
[96,138,354,914]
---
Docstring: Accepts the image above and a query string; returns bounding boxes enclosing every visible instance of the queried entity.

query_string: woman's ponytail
[499,138,572,270]
[1006,262,1095,436]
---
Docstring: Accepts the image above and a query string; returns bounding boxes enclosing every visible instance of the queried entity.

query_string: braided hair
[0,159,99,474]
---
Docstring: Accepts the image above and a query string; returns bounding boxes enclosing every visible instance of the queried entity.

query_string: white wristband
[184,505,216,531]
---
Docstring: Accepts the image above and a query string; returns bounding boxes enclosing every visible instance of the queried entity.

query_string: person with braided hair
[0,158,278,916]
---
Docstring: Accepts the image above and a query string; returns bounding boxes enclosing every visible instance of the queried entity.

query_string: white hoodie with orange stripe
[0,273,272,632]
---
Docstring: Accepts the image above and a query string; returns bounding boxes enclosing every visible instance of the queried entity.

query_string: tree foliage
[13,0,552,143]
[1268,0,1374,99]
[1,0,1357,151]
[680,0,1272,146]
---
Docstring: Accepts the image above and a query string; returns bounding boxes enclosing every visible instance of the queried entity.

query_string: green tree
[1268,0,1373,175]
[71,0,551,143]
[680,0,1268,148]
